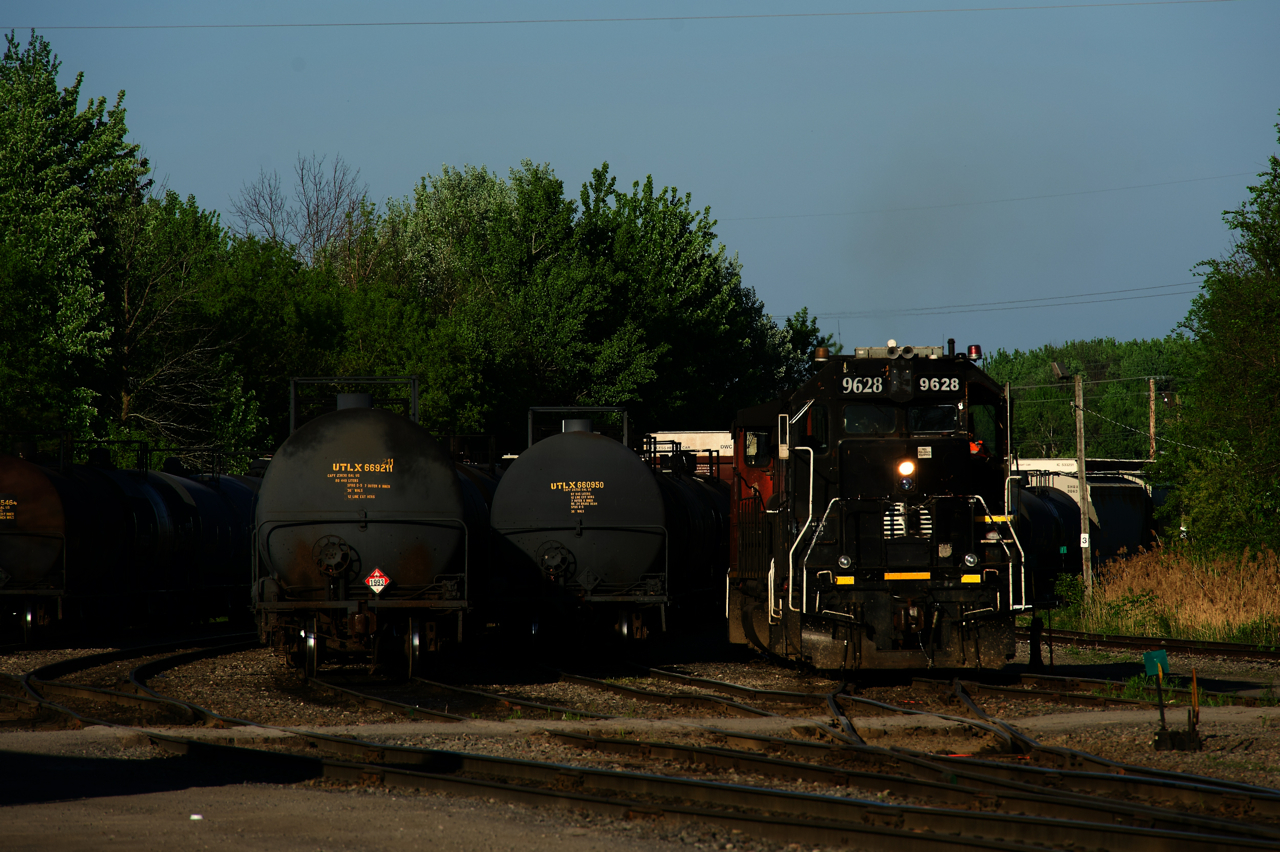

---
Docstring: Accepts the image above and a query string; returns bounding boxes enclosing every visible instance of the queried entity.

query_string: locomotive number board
[841,376,883,394]
[916,376,960,392]
[841,375,961,394]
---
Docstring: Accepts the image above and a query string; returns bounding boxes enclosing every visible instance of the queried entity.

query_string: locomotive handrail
[800,497,841,614]
[1002,476,1030,610]
[767,558,779,623]
[786,446,816,613]
[971,493,1029,612]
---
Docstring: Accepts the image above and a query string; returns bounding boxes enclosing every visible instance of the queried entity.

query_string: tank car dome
[491,432,664,593]
[255,408,465,595]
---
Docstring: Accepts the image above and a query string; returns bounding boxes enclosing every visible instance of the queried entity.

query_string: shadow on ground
[0,746,318,807]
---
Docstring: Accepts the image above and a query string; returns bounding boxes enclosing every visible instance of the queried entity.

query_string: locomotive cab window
[743,431,772,467]
[800,404,829,452]
[843,404,898,436]
[908,405,958,435]
[970,404,998,447]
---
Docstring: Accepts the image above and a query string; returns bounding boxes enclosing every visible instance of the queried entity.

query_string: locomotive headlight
[897,460,916,476]
[838,555,852,569]
[963,552,979,567]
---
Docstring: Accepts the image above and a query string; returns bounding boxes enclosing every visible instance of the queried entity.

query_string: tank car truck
[253,377,497,676]
[727,339,1070,670]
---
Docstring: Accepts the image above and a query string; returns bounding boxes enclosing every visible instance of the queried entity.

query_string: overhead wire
[819,285,1199,319]
[1074,403,1233,456]
[723,172,1253,222]
[824,282,1195,319]
[10,1,1244,30]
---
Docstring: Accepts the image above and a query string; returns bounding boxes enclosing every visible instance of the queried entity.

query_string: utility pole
[1149,378,1156,460]
[1075,374,1093,599]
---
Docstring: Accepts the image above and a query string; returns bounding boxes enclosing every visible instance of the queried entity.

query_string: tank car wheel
[303,617,320,678]
[406,619,423,678]
[22,603,36,646]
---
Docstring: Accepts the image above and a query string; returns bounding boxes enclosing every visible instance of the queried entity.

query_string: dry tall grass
[1078,546,1280,644]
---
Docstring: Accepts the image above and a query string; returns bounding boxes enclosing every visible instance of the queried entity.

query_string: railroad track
[8,647,1280,851]
[638,666,1280,814]
[1016,626,1280,661]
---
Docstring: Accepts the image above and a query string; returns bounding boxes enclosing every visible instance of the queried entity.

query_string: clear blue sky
[8,0,1278,355]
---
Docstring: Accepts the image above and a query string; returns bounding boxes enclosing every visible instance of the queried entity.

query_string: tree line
[986,114,1280,553]
[0,31,829,461]
[3,32,1277,554]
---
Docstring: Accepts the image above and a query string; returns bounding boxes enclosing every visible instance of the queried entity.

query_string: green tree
[984,337,1193,461]
[0,30,148,435]
[1160,114,1280,551]
[200,235,344,448]
[378,160,827,440]
[100,189,268,456]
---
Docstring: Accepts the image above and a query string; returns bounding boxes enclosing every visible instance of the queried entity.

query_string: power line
[1009,374,1171,390]
[819,283,1199,319]
[723,172,1253,222]
[826,281,1194,317]
[1075,402,1233,456]
[8,1,1243,30]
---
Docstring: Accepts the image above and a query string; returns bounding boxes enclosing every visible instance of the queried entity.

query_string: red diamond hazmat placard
[365,568,390,594]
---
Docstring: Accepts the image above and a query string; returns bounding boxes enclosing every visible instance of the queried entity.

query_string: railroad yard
[4,630,1280,852]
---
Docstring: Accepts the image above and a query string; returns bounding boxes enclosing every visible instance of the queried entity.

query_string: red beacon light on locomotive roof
[967,344,982,360]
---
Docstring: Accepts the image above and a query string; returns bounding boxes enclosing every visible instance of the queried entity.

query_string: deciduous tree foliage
[0,31,147,434]
[984,337,1195,461]
[1158,115,1280,551]
[18,29,1280,562]
[355,161,828,442]
[1,31,832,463]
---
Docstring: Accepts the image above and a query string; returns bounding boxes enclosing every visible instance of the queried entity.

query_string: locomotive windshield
[907,405,959,435]
[842,404,898,435]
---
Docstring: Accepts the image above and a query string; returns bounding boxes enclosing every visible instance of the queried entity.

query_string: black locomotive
[728,340,1077,670]
[491,415,728,640]
[253,394,498,675]
[0,448,256,643]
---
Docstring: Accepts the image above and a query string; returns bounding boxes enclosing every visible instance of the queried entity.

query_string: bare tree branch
[228,153,368,268]
[230,167,294,245]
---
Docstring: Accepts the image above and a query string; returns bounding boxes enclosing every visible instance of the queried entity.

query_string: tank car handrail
[489,523,665,533]
[256,511,466,521]
[255,516,470,605]
[786,446,815,613]
[490,522,667,555]
[490,521,670,605]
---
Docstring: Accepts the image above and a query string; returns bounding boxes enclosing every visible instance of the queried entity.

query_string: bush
[1056,545,1280,645]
